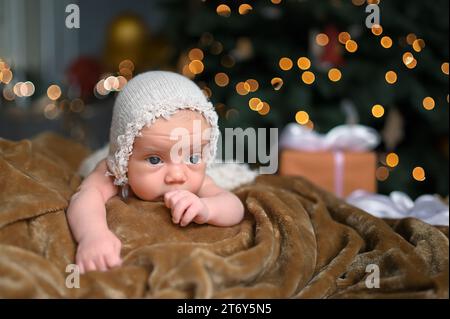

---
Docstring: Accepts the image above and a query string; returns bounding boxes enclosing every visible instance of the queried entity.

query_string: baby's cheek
[128,162,162,200]
[129,173,162,200]
[188,169,207,193]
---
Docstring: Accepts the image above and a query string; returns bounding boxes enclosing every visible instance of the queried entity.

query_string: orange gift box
[279,149,377,197]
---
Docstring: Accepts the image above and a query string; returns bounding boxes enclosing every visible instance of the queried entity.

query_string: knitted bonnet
[106,71,220,186]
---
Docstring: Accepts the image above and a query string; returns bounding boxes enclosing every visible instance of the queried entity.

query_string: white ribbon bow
[347,190,449,226]
[280,123,380,152]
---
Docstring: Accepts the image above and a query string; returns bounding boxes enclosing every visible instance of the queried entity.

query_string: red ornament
[320,25,345,67]
[66,56,103,101]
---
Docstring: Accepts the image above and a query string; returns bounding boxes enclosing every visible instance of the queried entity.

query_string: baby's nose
[164,164,187,184]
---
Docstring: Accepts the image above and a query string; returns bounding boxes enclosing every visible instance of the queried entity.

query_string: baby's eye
[147,156,162,165]
[188,154,201,164]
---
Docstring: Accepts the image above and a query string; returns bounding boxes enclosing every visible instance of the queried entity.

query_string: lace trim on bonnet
[106,97,220,186]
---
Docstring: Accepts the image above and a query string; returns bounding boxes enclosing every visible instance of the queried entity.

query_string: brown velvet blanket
[0,132,448,298]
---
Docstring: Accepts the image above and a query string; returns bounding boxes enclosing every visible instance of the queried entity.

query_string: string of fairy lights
[0,56,132,121]
[1,0,449,185]
[179,0,449,184]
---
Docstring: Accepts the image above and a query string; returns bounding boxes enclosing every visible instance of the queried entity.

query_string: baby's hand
[75,230,122,274]
[164,190,209,227]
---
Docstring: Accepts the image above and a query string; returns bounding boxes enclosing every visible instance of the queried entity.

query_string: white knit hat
[106,71,220,186]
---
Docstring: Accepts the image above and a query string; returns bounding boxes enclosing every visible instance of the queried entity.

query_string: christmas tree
[157,0,449,197]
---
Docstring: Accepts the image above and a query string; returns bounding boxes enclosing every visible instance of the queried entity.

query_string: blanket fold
[0,132,448,298]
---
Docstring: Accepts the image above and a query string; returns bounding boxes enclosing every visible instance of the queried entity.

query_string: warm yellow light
[271,77,283,90]
[402,52,414,66]
[119,67,133,80]
[376,166,390,181]
[301,71,315,85]
[345,40,358,53]
[381,36,393,48]
[328,68,342,82]
[406,59,417,69]
[258,102,270,115]
[116,76,128,91]
[0,69,12,84]
[422,97,435,110]
[304,120,314,130]
[188,48,204,61]
[406,33,417,45]
[402,52,418,69]
[412,167,426,181]
[412,39,425,52]
[216,4,231,17]
[295,111,310,125]
[181,64,193,79]
[271,0,282,4]
[316,33,329,47]
[385,71,398,84]
[249,97,262,111]
[372,104,385,118]
[352,0,365,6]
[214,73,229,87]
[255,101,264,112]
[297,57,311,70]
[246,79,259,92]
[371,24,383,36]
[236,82,250,95]
[21,81,35,97]
[96,80,109,95]
[279,57,293,71]
[0,60,8,70]
[3,87,15,101]
[47,84,62,100]
[104,76,119,91]
[188,60,204,74]
[119,59,134,72]
[238,4,253,15]
[338,32,351,45]
[386,153,399,168]
[13,82,23,97]
[441,62,449,75]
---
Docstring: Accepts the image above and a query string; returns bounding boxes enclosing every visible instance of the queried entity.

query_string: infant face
[127,110,211,201]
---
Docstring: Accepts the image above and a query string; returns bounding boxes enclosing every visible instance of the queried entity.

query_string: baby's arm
[164,176,244,227]
[198,176,245,226]
[67,159,121,273]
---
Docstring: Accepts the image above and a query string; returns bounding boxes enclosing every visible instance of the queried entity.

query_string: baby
[67,71,245,274]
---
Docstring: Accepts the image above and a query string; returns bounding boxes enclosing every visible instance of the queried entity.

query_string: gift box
[279,123,380,198]
[280,150,377,197]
